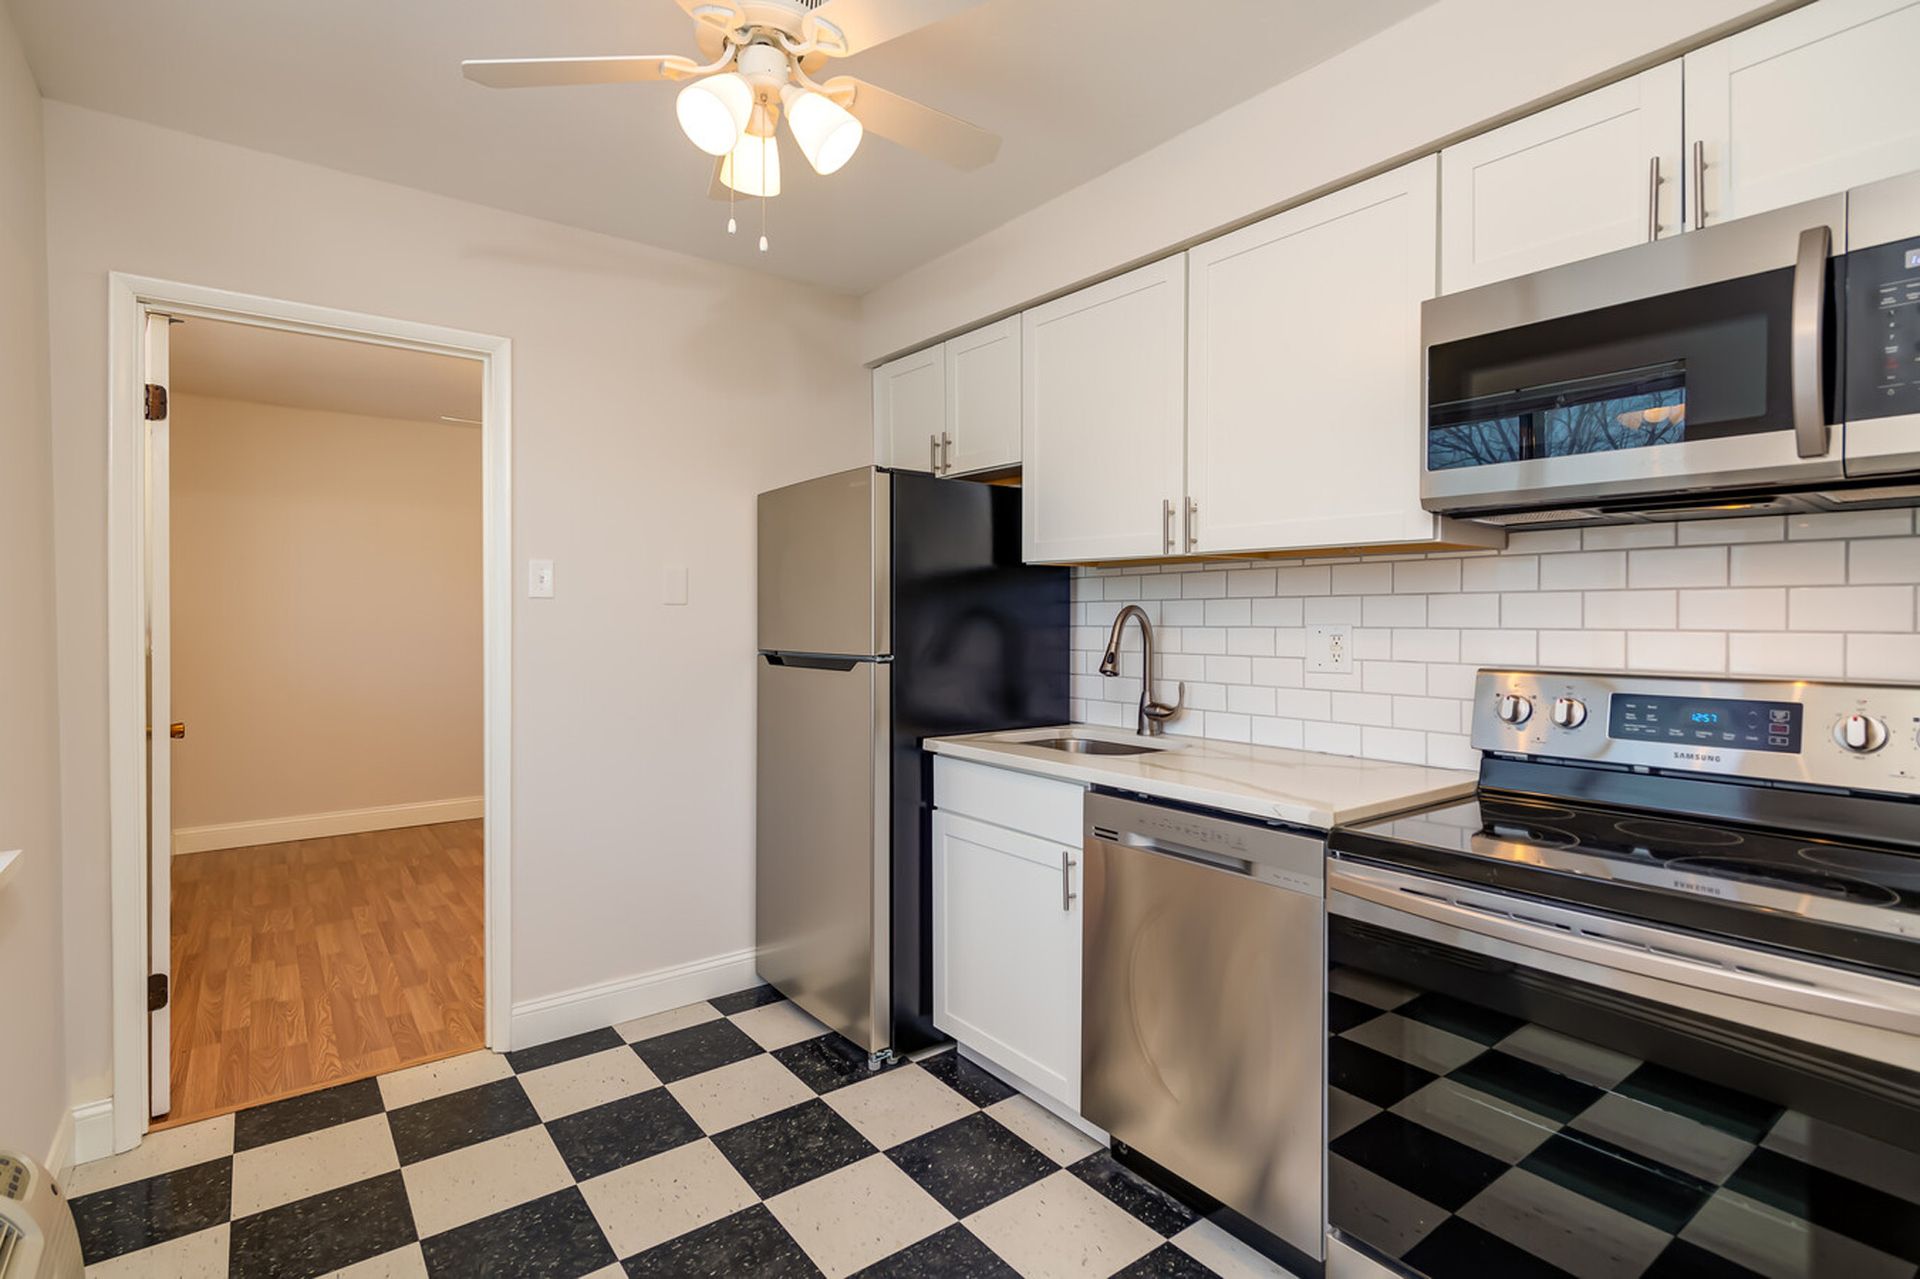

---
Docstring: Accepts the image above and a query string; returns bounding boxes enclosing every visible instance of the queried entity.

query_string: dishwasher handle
[1085,792,1325,895]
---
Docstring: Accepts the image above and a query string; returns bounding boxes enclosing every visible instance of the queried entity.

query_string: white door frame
[106,273,514,1153]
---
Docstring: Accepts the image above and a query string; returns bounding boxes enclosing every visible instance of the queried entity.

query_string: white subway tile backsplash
[1070,523,1919,765]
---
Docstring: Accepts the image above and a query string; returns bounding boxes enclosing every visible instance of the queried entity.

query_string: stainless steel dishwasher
[1082,791,1325,1268]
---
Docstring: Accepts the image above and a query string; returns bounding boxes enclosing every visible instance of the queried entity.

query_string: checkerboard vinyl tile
[67,988,1296,1279]
[1325,967,1920,1279]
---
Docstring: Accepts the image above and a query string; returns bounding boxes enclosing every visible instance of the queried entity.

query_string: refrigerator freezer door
[758,467,891,657]
[756,655,891,1052]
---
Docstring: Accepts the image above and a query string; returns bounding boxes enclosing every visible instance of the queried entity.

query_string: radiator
[0,1154,82,1279]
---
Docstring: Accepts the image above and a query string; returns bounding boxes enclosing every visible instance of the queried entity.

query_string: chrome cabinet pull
[1791,224,1833,459]
[1646,155,1660,241]
[1185,498,1198,552]
[1062,850,1078,910]
[941,431,953,472]
[1691,140,1707,230]
[929,433,939,473]
[1161,498,1174,554]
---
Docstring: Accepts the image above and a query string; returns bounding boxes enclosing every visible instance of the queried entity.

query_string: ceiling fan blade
[461,55,699,89]
[802,0,989,57]
[826,76,1000,170]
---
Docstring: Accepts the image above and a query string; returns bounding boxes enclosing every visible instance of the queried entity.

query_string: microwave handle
[1791,224,1832,459]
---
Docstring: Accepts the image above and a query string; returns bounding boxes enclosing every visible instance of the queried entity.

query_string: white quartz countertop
[926,725,1475,829]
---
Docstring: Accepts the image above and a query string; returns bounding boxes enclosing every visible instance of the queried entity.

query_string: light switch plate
[528,559,554,599]
[1309,624,1353,674]
[661,566,688,606]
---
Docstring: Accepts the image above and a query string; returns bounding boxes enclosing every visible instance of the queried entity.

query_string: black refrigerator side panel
[887,471,1071,1052]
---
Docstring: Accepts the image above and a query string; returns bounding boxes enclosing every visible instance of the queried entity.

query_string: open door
[145,311,173,1119]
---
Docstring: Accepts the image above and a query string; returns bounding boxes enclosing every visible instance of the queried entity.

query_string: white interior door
[144,310,173,1118]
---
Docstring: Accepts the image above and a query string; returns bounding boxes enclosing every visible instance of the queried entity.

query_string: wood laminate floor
[164,819,484,1128]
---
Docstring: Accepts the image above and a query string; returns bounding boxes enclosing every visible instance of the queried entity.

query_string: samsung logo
[1673,750,1723,763]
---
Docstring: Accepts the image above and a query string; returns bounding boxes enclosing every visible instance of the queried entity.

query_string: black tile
[388,1076,540,1165]
[917,1050,1016,1107]
[1112,1243,1221,1278]
[1068,1151,1199,1237]
[623,1203,822,1278]
[233,1076,384,1151]
[1642,1237,1770,1279]
[1448,1050,1603,1125]
[1329,992,1385,1035]
[1329,1036,1437,1109]
[420,1186,617,1279]
[1615,1062,1784,1144]
[1400,1215,1574,1279]
[1725,1146,1920,1265]
[711,1098,877,1198]
[230,1170,416,1279]
[773,1032,901,1095]
[631,1018,764,1084]
[885,1111,1057,1218]
[546,1087,702,1180]
[850,1223,1020,1278]
[507,1026,626,1074]
[1330,1113,1509,1213]
[1519,1131,1715,1234]
[70,1158,231,1264]
[1396,992,1526,1046]
[710,984,788,1016]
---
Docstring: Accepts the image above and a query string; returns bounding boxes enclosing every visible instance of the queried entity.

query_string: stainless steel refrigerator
[757,467,1068,1059]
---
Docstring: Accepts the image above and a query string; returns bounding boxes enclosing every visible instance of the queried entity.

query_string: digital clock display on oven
[1609,695,1803,753]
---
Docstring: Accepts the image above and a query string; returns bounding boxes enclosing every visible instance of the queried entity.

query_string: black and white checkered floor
[68,986,1290,1278]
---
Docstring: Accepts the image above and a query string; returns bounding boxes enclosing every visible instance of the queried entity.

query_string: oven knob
[1832,713,1889,754]
[1495,694,1533,726]
[1550,696,1588,729]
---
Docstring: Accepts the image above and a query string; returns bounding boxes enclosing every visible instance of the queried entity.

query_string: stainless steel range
[1323,669,1920,1279]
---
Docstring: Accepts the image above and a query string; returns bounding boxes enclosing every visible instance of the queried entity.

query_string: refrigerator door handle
[763,653,863,671]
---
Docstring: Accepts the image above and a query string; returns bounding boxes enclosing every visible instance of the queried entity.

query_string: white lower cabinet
[931,793,1082,1110]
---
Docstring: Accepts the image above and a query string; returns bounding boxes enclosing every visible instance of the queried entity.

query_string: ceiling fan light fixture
[676,72,753,156]
[720,133,781,197]
[781,84,863,175]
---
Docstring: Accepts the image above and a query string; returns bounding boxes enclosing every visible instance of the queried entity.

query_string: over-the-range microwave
[1421,169,1920,528]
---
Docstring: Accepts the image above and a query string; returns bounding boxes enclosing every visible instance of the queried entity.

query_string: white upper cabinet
[1687,0,1920,228]
[1022,258,1187,564]
[1186,157,1445,555]
[873,346,944,473]
[1440,62,1683,292]
[944,316,1022,476]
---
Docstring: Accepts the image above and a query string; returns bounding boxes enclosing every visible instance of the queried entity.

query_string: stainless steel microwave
[1421,170,1920,527]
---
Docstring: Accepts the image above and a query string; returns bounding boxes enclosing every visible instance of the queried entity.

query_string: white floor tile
[577,1137,757,1257]
[617,1001,723,1043]
[520,1046,661,1121]
[334,1242,432,1278]
[1173,1218,1300,1279]
[83,1224,229,1278]
[666,1053,814,1133]
[766,1154,954,1278]
[984,1095,1102,1167]
[67,1114,234,1197]
[965,1170,1161,1279]
[729,999,830,1051]
[232,1112,400,1217]
[401,1125,574,1238]
[377,1050,514,1111]
[821,1064,976,1151]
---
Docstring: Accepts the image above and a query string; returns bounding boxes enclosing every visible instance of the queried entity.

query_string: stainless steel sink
[1030,737,1166,756]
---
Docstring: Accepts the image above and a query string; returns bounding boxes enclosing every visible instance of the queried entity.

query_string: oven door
[1326,859,1920,1279]
[1422,192,1845,519]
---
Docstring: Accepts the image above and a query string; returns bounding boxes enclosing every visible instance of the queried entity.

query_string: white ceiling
[171,318,483,424]
[8,0,1433,292]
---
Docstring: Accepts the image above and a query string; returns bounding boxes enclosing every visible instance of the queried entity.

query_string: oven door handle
[1791,223,1832,459]
[1328,860,1920,1047]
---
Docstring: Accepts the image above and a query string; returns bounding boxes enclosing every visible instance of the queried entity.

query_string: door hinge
[144,383,168,421]
[148,973,169,1012]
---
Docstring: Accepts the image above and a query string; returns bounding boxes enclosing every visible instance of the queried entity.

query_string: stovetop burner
[1614,818,1745,849]
[1798,845,1920,892]
[1664,856,1904,906]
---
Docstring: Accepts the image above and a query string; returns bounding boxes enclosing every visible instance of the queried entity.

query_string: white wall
[0,5,68,1163]
[1075,514,1920,766]
[44,103,869,1099]
[857,0,1798,363]
[169,393,483,839]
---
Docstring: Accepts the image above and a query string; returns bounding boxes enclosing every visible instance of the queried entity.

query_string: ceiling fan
[463,0,1001,248]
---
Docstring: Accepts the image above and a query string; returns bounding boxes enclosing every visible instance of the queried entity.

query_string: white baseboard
[67,1099,115,1171]
[510,947,760,1051]
[172,796,485,854]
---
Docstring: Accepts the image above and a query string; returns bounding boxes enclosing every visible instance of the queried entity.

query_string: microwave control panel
[1846,234,1920,421]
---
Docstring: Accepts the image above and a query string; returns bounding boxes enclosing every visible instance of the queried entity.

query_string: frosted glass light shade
[782,85,862,175]
[720,134,781,197]
[677,73,752,157]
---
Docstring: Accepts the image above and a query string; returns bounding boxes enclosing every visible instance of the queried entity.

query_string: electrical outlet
[1309,623,1353,674]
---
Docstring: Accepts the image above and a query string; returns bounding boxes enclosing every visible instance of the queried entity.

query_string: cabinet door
[931,809,1080,1107]
[873,346,945,473]
[1186,157,1439,556]
[1440,61,1683,292]
[945,317,1021,475]
[1022,258,1186,563]
[1686,0,1920,228]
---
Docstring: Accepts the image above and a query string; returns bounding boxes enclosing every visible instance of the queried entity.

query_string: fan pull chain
[758,135,770,252]
[727,177,737,236]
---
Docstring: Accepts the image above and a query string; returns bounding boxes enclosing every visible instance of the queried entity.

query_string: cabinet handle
[929,433,939,473]
[1185,498,1198,553]
[1646,155,1660,242]
[941,431,953,473]
[1691,140,1707,230]
[1062,850,1077,911]
[1161,498,1174,554]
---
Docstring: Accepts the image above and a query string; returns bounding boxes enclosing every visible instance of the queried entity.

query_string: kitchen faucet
[1099,605,1182,736]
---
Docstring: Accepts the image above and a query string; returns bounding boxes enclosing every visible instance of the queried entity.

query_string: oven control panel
[1470,669,1920,796]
